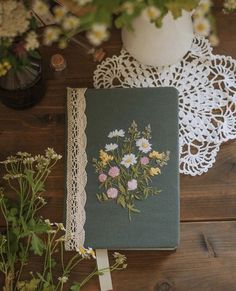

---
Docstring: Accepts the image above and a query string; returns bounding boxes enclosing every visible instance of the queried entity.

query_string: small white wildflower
[37,196,46,204]
[108,129,125,138]
[209,34,219,46]
[58,276,68,283]
[113,252,127,264]
[45,148,62,160]
[23,157,35,164]
[121,154,137,168]
[17,152,31,157]
[87,247,96,259]
[198,0,212,14]
[105,143,118,152]
[136,138,152,153]
[77,246,90,258]
[44,219,53,226]
[193,17,211,37]
[55,223,66,231]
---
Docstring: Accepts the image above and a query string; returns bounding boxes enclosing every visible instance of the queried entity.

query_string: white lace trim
[93,35,236,176]
[65,88,87,250]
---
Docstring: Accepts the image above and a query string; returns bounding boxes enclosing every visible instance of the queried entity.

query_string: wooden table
[0,3,236,291]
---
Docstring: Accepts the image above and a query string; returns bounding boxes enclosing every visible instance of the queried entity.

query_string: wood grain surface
[0,1,236,290]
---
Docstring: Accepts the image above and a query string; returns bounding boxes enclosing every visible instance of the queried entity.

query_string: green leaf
[96,193,102,202]
[70,283,81,291]
[17,278,40,291]
[154,189,162,195]
[117,195,126,208]
[102,193,109,201]
[31,233,45,256]
[29,50,41,60]
[36,272,47,283]
[127,204,140,213]
[118,182,126,194]
[165,0,199,19]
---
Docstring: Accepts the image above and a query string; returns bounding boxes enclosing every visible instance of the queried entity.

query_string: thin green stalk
[14,235,32,291]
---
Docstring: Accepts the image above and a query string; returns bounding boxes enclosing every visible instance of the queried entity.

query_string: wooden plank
[0,221,235,290]
[1,104,236,223]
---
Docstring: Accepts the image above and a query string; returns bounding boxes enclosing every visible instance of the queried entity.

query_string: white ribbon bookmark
[96,249,113,291]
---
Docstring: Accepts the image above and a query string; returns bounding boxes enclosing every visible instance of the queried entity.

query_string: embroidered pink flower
[107,187,118,199]
[98,173,107,182]
[140,156,149,165]
[128,179,137,191]
[108,166,120,178]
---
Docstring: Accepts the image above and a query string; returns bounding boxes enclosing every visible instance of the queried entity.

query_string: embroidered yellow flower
[149,150,163,160]
[149,167,161,176]
[99,149,113,166]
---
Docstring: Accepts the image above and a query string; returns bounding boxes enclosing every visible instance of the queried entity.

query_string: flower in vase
[193,18,210,37]
[87,23,110,46]
[44,27,61,46]
[33,0,49,16]
[25,31,39,51]
[142,5,161,21]
[62,15,80,31]
[53,6,68,23]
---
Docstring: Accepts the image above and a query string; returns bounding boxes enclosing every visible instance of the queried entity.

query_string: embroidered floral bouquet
[93,121,170,220]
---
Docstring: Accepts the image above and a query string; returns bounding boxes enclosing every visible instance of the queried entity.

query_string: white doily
[65,88,87,250]
[93,35,236,176]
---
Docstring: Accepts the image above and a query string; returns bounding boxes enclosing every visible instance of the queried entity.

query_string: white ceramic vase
[121,11,194,66]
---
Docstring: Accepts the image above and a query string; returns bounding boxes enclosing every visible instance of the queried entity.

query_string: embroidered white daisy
[108,129,125,138]
[105,143,118,152]
[121,154,137,168]
[136,138,152,153]
[193,18,211,37]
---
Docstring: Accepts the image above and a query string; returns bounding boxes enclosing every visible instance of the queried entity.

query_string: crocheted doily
[93,35,236,176]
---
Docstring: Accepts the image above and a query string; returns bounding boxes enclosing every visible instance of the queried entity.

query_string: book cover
[65,87,179,250]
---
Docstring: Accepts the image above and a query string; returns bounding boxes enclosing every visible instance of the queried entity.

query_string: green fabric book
[65,87,179,250]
